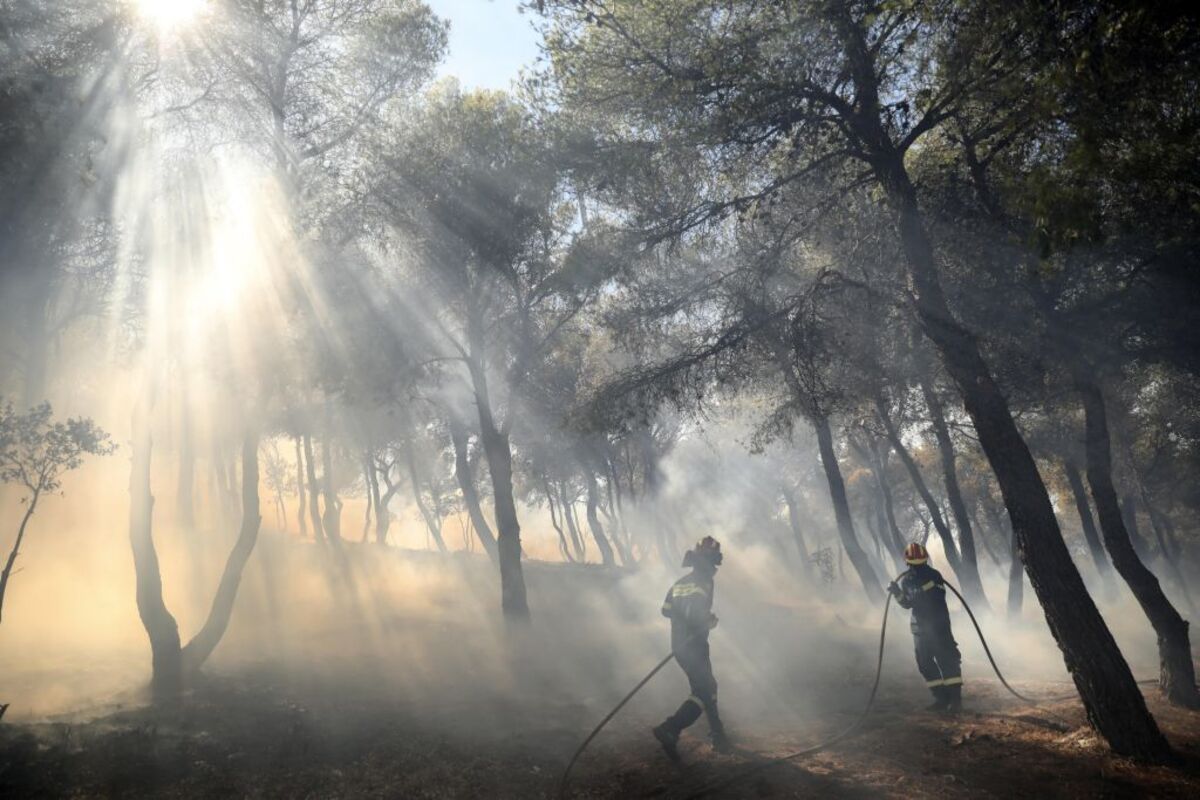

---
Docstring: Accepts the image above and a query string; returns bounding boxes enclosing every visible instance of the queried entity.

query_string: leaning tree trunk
[0,492,40,624]
[1007,525,1024,617]
[129,406,183,700]
[320,431,341,542]
[1063,460,1116,590]
[448,415,499,562]
[182,431,263,675]
[1076,376,1199,708]
[812,413,884,603]
[920,379,990,612]
[780,484,813,579]
[558,482,587,561]
[867,439,910,561]
[877,154,1170,758]
[875,397,967,578]
[582,464,617,566]
[404,449,448,553]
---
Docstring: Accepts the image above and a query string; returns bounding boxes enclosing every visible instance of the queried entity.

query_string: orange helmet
[904,542,929,565]
[684,536,723,568]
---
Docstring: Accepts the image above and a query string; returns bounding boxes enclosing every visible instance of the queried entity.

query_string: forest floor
[2,670,1199,799]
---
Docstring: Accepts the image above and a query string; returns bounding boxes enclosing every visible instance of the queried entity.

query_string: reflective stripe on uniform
[921,580,937,591]
[926,676,964,687]
[672,583,709,598]
[684,695,703,708]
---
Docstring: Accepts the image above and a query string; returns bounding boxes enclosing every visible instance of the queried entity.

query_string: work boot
[925,686,947,712]
[710,729,734,754]
[653,723,681,763]
[943,684,962,715]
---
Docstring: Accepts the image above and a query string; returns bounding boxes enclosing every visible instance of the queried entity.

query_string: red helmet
[904,542,929,565]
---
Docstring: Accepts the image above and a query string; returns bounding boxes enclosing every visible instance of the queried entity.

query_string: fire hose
[558,577,1087,799]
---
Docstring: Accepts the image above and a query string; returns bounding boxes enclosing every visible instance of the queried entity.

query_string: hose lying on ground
[559,575,1092,799]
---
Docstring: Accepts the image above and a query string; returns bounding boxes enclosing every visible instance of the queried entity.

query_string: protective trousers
[662,641,725,738]
[914,628,962,704]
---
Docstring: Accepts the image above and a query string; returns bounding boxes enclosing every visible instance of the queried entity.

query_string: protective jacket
[893,563,963,702]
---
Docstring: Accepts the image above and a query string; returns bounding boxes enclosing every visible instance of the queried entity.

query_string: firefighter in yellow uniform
[888,542,963,714]
[652,536,732,759]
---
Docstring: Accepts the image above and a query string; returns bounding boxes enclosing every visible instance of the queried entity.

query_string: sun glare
[134,0,208,32]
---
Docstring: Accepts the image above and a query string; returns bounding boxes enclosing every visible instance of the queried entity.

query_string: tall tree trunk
[182,431,263,674]
[558,481,586,561]
[129,407,182,700]
[780,484,812,579]
[294,437,307,539]
[582,464,617,566]
[838,11,1168,755]
[320,429,341,542]
[920,378,990,612]
[177,399,195,529]
[882,158,1169,757]
[375,460,399,546]
[302,433,324,541]
[875,397,964,572]
[867,439,909,561]
[477,412,528,618]
[1007,525,1024,618]
[405,449,448,553]
[812,413,883,603]
[545,484,576,562]
[1075,376,1199,708]
[1121,492,1152,562]
[448,415,499,562]
[1063,460,1115,587]
[363,454,377,543]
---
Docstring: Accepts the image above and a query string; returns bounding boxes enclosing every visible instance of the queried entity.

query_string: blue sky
[425,0,543,91]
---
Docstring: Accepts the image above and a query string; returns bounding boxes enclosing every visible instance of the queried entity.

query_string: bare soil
[2,671,1198,799]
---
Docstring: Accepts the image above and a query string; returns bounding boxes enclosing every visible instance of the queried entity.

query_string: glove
[708,613,719,630]
[887,581,901,598]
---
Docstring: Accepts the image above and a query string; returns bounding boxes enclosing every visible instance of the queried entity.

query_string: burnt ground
[1,671,1198,799]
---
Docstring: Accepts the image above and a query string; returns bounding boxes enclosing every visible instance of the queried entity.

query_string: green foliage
[0,401,115,499]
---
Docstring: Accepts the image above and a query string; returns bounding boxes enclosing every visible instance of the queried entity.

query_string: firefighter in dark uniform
[652,536,732,759]
[888,542,963,714]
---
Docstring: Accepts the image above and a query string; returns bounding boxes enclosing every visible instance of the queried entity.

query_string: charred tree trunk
[545,484,576,562]
[129,407,182,700]
[813,413,883,603]
[1076,376,1199,708]
[182,431,262,675]
[448,415,499,562]
[558,481,586,561]
[1121,492,1152,562]
[867,439,909,560]
[477,412,527,618]
[920,379,990,612]
[302,433,324,541]
[294,437,307,539]
[1063,460,1115,586]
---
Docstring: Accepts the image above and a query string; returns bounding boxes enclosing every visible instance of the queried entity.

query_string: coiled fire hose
[558,577,1083,799]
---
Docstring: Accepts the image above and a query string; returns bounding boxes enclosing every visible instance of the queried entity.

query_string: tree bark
[920,378,990,611]
[1063,460,1115,586]
[182,431,262,674]
[780,484,812,579]
[405,448,448,553]
[813,413,884,603]
[582,463,617,566]
[177,400,194,529]
[320,427,341,542]
[0,491,39,624]
[294,437,307,539]
[302,433,324,541]
[875,397,964,571]
[867,439,910,561]
[1007,525,1024,618]
[838,11,1168,757]
[558,481,586,561]
[448,415,499,562]
[545,483,576,562]
[129,408,182,700]
[1076,376,1199,708]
